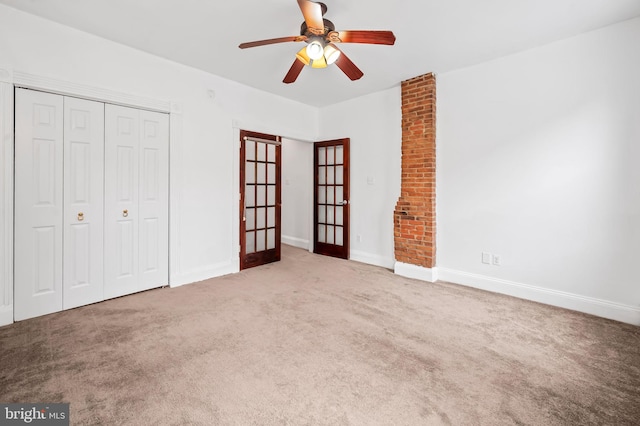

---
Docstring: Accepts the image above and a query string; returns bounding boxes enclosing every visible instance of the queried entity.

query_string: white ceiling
[2,0,639,107]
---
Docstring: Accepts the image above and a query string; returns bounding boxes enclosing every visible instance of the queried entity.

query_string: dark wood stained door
[240,130,281,270]
[314,138,350,259]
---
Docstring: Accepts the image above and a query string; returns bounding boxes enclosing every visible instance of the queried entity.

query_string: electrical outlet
[482,252,491,264]
[492,254,501,266]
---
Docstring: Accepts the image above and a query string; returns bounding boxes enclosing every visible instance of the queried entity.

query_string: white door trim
[0,82,14,326]
[0,70,183,325]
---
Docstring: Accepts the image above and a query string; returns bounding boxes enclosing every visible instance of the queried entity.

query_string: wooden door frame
[239,130,282,270]
[313,138,350,259]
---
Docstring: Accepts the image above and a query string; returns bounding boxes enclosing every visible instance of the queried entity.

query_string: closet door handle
[77,212,84,221]
[123,209,129,218]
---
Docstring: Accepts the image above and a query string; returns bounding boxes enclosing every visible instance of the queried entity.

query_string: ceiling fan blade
[297,0,325,35]
[333,47,364,81]
[328,30,396,45]
[283,58,306,84]
[239,35,307,49]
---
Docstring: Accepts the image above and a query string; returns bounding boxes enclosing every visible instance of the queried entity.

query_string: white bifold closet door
[104,104,169,300]
[63,96,105,309]
[14,90,64,320]
[14,89,105,320]
[15,89,168,321]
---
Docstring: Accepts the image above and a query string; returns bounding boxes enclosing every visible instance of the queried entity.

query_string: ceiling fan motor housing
[300,19,336,40]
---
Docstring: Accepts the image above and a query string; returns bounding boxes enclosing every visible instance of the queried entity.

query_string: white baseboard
[437,268,640,326]
[350,250,395,269]
[394,262,439,282]
[170,260,238,288]
[0,305,13,327]
[282,235,309,250]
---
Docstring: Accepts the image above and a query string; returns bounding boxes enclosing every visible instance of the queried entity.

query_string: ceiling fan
[239,0,396,84]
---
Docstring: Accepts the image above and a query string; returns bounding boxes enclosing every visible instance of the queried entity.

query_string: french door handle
[340,200,348,205]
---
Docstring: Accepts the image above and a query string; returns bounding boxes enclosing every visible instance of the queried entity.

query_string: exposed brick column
[394,73,436,269]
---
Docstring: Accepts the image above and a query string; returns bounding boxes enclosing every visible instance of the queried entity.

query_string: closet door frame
[0,81,14,326]
[0,72,178,326]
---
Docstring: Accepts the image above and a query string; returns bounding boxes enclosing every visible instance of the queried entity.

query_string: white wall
[281,138,313,250]
[436,17,640,324]
[319,87,403,269]
[0,3,319,325]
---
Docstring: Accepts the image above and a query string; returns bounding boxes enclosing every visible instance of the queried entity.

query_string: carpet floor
[1,245,639,425]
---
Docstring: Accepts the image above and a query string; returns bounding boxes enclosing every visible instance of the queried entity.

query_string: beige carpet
[1,245,639,425]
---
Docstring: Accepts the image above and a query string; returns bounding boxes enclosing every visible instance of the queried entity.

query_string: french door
[314,138,350,259]
[239,130,281,270]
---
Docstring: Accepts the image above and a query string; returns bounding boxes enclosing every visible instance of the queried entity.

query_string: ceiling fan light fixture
[324,44,341,65]
[306,40,324,60]
[296,47,311,66]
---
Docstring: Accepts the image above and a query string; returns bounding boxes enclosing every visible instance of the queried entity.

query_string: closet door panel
[14,89,64,321]
[63,97,105,309]
[104,105,140,299]
[139,110,169,291]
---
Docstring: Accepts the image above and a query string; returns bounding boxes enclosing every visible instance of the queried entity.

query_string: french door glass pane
[246,141,255,160]
[336,206,343,226]
[327,188,335,205]
[245,185,255,207]
[318,166,326,184]
[246,208,255,230]
[318,147,326,165]
[267,229,276,250]
[267,163,276,183]
[256,207,266,229]
[267,144,275,161]
[257,163,266,184]
[246,232,255,254]
[336,166,343,185]
[336,146,343,164]
[327,146,335,165]
[318,224,326,243]
[318,206,326,223]
[257,185,266,206]
[336,186,343,204]
[336,226,344,246]
[327,225,335,244]
[267,207,275,227]
[256,230,266,251]
[327,166,335,185]
[327,207,335,225]
[267,185,275,205]
[318,187,326,204]
[246,162,255,184]
[257,143,266,162]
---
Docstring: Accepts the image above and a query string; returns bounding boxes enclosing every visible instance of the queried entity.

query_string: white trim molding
[168,108,184,287]
[394,262,439,282]
[352,250,395,270]
[171,261,237,288]
[437,268,640,326]
[0,68,13,84]
[13,71,172,113]
[0,82,14,326]
[282,236,310,251]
